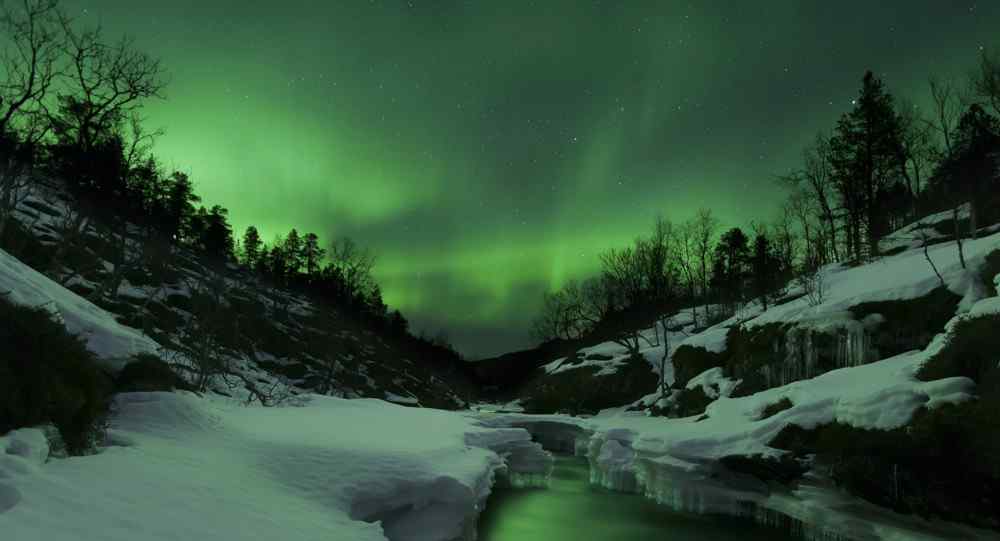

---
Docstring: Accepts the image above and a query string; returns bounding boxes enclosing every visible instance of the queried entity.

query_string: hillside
[2,179,476,409]
[475,210,1000,536]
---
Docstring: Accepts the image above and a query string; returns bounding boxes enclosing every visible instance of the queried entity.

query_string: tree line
[534,50,1000,349]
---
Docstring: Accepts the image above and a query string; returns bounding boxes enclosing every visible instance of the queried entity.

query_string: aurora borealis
[61,1,999,357]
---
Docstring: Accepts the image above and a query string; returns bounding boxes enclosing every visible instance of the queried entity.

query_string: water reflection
[478,455,790,541]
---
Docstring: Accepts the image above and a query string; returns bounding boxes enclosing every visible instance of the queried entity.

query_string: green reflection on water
[478,456,791,541]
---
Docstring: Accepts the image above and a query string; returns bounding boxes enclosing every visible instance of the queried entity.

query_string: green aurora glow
[61,1,1000,357]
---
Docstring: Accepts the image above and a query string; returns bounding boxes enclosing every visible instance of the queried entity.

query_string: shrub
[115,353,195,393]
[0,296,112,455]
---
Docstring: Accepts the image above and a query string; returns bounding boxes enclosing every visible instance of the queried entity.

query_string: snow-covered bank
[0,394,550,541]
[0,248,160,369]
[475,227,1000,540]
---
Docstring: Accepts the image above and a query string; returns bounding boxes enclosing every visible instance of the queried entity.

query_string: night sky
[62,1,999,358]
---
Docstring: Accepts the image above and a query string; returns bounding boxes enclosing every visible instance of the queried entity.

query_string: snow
[0,248,161,369]
[750,230,1000,329]
[878,203,969,253]
[676,323,728,354]
[0,393,545,541]
[384,391,420,405]
[685,367,740,399]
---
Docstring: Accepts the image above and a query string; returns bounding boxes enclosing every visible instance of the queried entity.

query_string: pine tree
[829,71,908,261]
[711,227,750,313]
[283,229,304,277]
[268,243,288,286]
[302,232,325,278]
[164,172,200,241]
[200,205,233,263]
[242,226,262,269]
[751,232,780,311]
[931,104,1000,237]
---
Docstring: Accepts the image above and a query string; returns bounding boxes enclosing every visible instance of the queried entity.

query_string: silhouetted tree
[241,226,262,269]
[829,71,909,261]
[711,227,750,314]
[163,171,198,241]
[302,232,324,278]
[929,104,1000,242]
[0,0,62,138]
[199,205,233,263]
[283,228,303,276]
[970,47,1000,117]
[53,15,166,155]
[0,129,34,240]
[750,229,781,311]
[693,208,718,315]
[267,240,288,286]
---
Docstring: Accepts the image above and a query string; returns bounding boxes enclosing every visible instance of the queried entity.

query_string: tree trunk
[954,206,967,269]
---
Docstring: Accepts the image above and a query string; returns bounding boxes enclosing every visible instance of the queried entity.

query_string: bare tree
[172,270,234,391]
[600,244,644,309]
[692,208,718,314]
[0,0,62,136]
[531,277,612,342]
[927,76,963,155]
[897,97,936,203]
[674,218,700,326]
[53,16,166,152]
[801,134,840,263]
[651,312,687,398]
[327,236,377,299]
[798,268,826,307]
[970,48,1000,117]
[92,221,144,299]
[122,111,162,172]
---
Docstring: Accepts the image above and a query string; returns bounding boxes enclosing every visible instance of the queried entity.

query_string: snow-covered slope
[479,224,1000,539]
[0,247,160,369]
[0,393,549,541]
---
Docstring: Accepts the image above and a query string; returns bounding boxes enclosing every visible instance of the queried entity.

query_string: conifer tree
[302,232,325,278]
[242,226,262,269]
[283,229,304,276]
[829,71,908,261]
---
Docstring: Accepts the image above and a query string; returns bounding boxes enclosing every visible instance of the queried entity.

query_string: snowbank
[0,248,160,369]
[0,393,547,541]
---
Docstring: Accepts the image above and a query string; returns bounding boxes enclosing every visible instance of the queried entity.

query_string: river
[478,455,792,541]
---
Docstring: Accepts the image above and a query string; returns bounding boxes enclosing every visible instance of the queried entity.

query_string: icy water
[478,456,792,541]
